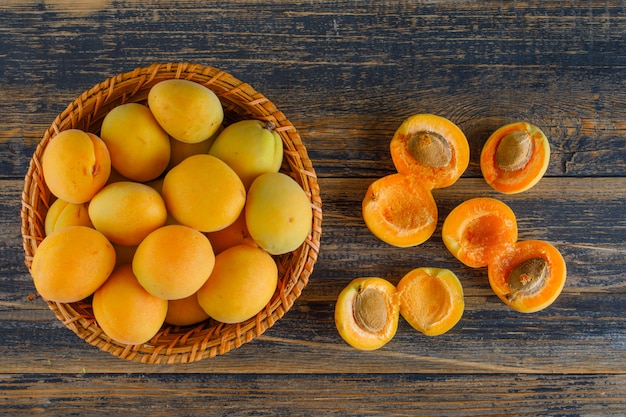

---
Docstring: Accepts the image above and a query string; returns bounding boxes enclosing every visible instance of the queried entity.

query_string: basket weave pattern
[20,62,322,364]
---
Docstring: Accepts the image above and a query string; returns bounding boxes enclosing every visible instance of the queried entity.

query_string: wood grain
[1,0,626,414]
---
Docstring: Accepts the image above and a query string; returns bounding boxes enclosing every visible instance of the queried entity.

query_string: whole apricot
[334,277,400,351]
[44,198,93,236]
[168,126,222,170]
[132,224,215,300]
[100,103,171,182]
[165,293,210,327]
[162,154,246,232]
[209,120,284,189]
[41,129,111,203]
[245,172,312,255]
[148,79,224,143]
[31,226,116,303]
[196,244,278,324]
[88,181,168,246]
[92,264,168,345]
[206,211,257,254]
[397,267,464,336]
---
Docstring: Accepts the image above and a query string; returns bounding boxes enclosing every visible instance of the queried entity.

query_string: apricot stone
[88,181,168,246]
[132,225,215,300]
[148,79,224,143]
[245,172,312,255]
[41,129,111,203]
[197,244,278,324]
[31,226,116,303]
[100,103,170,182]
[92,264,168,345]
[162,154,246,232]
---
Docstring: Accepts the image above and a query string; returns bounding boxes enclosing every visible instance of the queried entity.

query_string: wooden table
[2,1,625,415]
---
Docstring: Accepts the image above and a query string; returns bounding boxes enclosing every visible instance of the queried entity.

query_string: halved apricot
[488,240,567,313]
[335,277,400,351]
[442,197,518,268]
[480,122,550,194]
[397,267,464,336]
[362,173,438,248]
[390,114,470,189]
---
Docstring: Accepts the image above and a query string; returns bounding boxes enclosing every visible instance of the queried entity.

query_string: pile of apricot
[32,79,313,345]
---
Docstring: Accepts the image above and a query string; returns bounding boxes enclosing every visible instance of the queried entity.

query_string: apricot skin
[148,79,224,144]
[245,172,312,255]
[334,277,399,351]
[196,244,278,324]
[41,129,111,204]
[44,198,93,236]
[162,154,246,233]
[397,267,464,336]
[31,226,116,303]
[362,173,438,248]
[165,293,210,327]
[132,225,215,301]
[100,103,171,182]
[88,181,168,246]
[92,264,168,345]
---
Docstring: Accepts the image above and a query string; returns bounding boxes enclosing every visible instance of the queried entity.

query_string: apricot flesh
[362,173,438,248]
[390,114,469,189]
[442,197,518,268]
[148,79,224,144]
[397,267,464,336]
[44,198,92,236]
[334,277,399,351]
[196,244,278,324]
[132,224,215,300]
[209,119,284,189]
[245,172,312,255]
[92,264,168,345]
[480,122,550,194]
[162,154,246,232]
[88,181,168,246]
[488,240,567,313]
[31,226,116,303]
[41,129,111,204]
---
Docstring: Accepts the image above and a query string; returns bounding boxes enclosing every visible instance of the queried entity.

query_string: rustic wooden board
[1,0,626,414]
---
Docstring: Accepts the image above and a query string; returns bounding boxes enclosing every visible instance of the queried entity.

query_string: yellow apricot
[245,172,312,255]
[397,267,464,336]
[92,264,168,345]
[334,277,400,351]
[196,244,278,324]
[88,181,168,246]
[168,125,222,170]
[205,211,257,254]
[162,154,246,232]
[165,293,210,327]
[44,198,93,236]
[100,103,171,182]
[209,120,284,189]
[132,225,215,300]
[31,226,116,303]
[148,79,224,143]
[41,129,111,203]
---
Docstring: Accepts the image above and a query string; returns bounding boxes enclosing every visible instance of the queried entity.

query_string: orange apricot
[206,211,257,254]
[362,173,438,248]
[334,277,400,351]
[480,122,550,194]
[390,114,470,189]
[397,267,464,336]
[488,240,567,313]
[165,293,210,327]
[442,197,518,268]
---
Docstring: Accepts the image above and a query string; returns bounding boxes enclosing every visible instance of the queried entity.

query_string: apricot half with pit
[390,114,470,189]
[480,122,550,194]
[334,277,400,351]
[362,173,437,248]
[488,240,567,313]
[442,197,518,268]
[397,267,464,336]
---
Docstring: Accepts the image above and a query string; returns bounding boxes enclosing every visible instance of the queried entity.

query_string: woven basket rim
[20,62,322,364]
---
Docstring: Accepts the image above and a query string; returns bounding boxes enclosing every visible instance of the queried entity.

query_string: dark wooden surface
[2,1,626,415]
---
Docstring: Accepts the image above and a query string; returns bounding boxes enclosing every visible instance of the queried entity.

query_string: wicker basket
[20,62,322,364]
